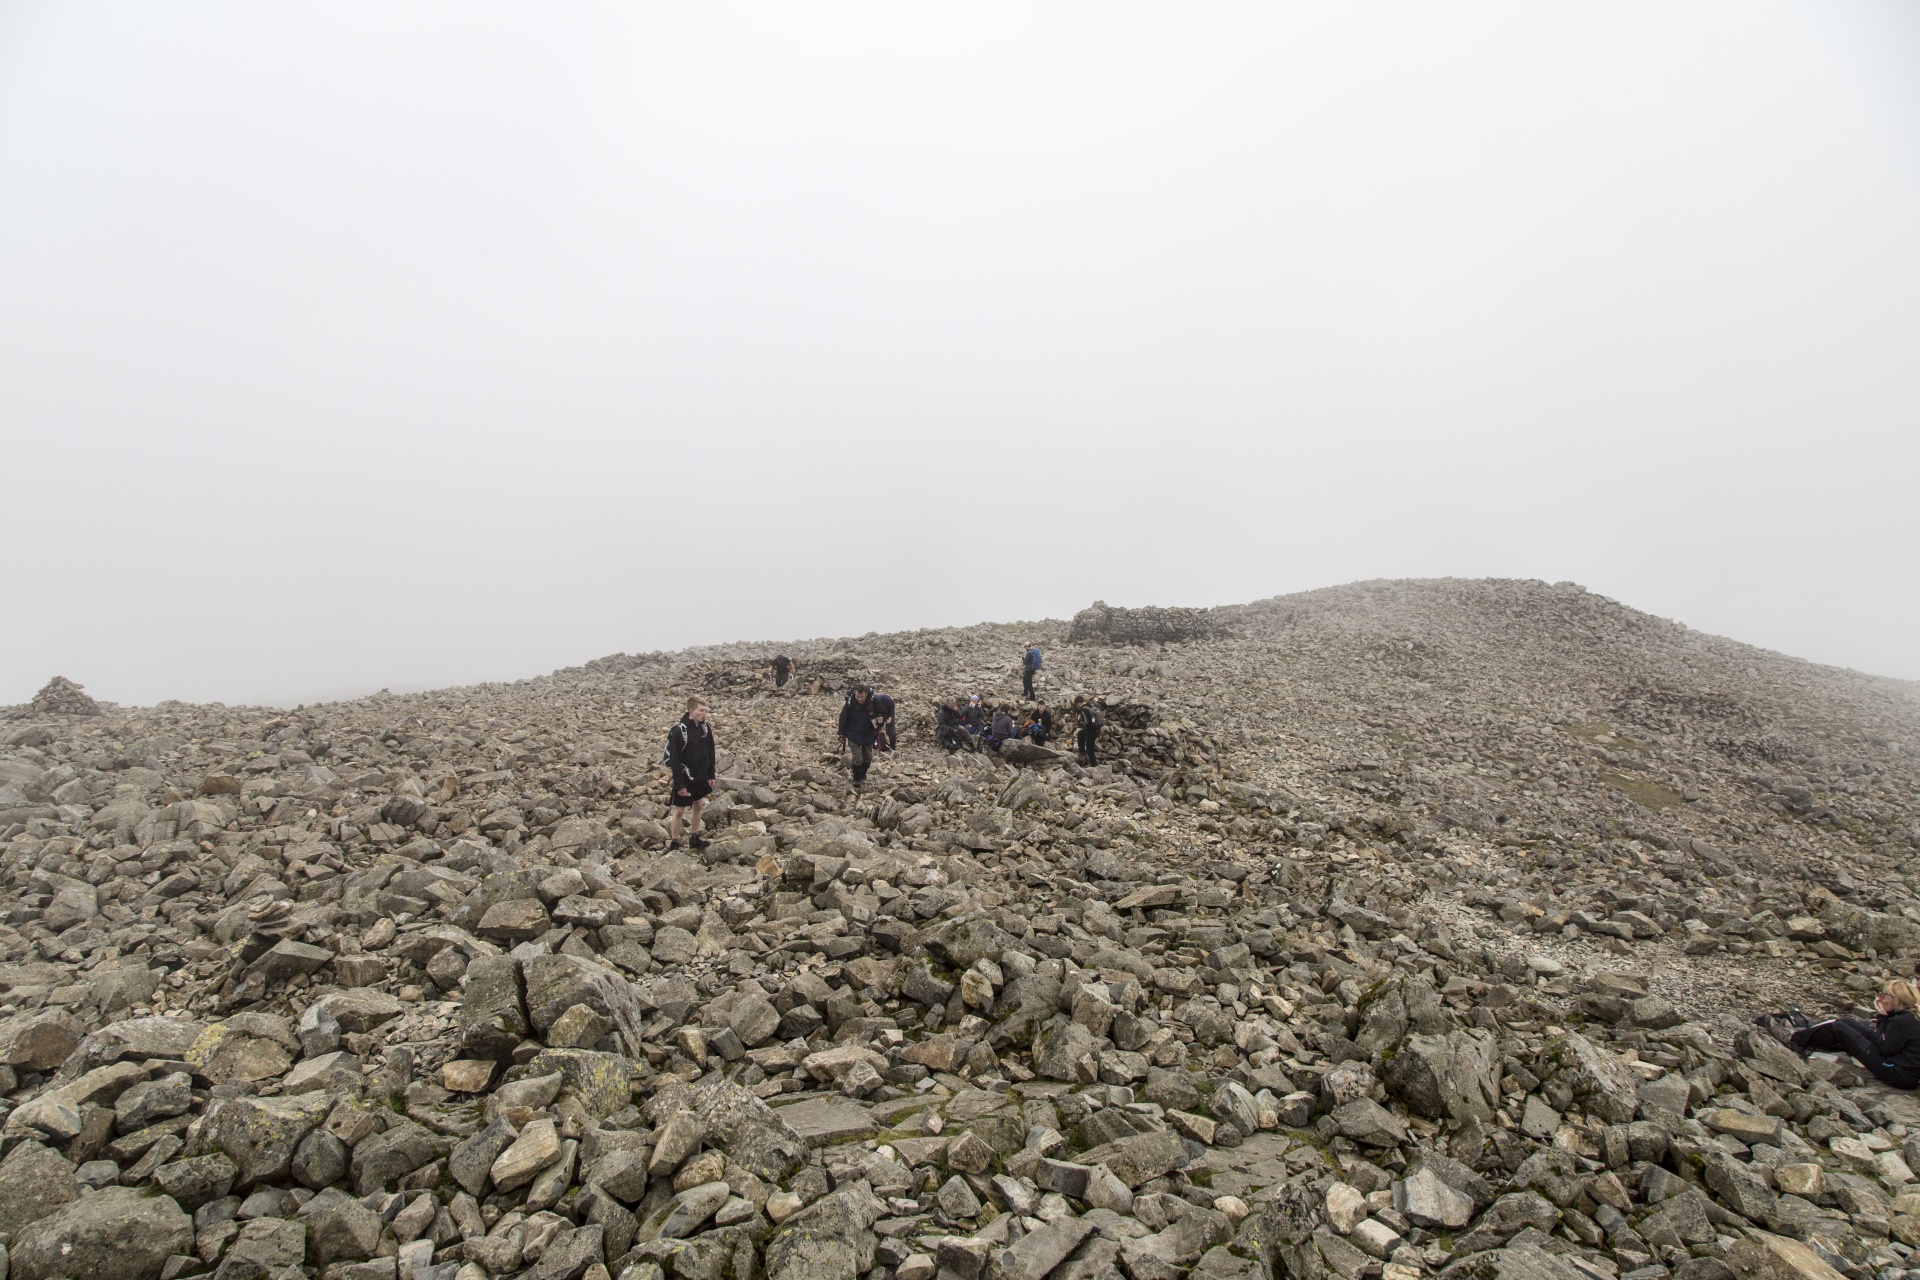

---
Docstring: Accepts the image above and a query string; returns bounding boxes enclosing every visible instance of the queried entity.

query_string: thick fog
[2,3,1916,707]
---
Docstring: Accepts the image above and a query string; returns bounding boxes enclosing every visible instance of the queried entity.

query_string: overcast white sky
[2,3,1917,707]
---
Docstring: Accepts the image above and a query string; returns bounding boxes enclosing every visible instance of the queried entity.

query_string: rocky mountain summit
[0,578,1917,1280]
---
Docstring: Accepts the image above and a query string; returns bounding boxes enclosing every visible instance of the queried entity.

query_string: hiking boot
[689,833,709,850]
[667,839,681,851]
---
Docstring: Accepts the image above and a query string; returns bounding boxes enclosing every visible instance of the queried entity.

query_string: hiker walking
[838,684,880,786]
[771,655,794,689]
[1074,695,1103,766]
[1021,642,1042,699]
[666,695,716,850]
[870,689,897,750]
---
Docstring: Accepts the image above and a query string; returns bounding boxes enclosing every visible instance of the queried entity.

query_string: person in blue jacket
[1022,643,1042,699]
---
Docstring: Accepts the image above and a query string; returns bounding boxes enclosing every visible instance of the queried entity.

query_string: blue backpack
[1026,647,1042,670]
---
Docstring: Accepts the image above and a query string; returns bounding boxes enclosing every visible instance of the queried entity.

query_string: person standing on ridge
[666,696,716,850]
[870,689,897,751]
[838,684,880,786]
[1074,695,1103,767]
[1022,642,1042,699]
[771,655,794,689]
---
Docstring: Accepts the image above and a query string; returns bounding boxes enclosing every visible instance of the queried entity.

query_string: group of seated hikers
[936,694,1053,752]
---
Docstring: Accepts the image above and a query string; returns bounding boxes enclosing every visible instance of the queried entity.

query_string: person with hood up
[666,695,716,850]
[837,684,880,786]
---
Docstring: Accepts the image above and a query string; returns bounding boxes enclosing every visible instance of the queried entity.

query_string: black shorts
[670,780,713,808]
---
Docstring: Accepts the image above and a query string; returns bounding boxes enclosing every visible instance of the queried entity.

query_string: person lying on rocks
[1788,978,1920,1088]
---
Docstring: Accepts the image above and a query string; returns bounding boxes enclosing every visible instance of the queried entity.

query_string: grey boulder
[10,1186,193,1280]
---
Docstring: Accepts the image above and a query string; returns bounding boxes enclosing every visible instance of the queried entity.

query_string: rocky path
[0,579,1915,1280]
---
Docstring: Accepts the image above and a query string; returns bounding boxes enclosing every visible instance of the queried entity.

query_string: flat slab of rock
[1726,1231,1848,1280]
[1076,1130,1187,1188]
[775,1096,877,1147]
[995,1213,1097,1280]
[1112,886,1180,911]
[96,1017,206,1059]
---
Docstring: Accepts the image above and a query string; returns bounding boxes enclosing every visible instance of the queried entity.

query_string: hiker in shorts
[771,655,794,689]
[1021,643,1042,699]
[666,695,716,850]
[1074,695,1103,766]
[838,684,880,786]
[870,689,897,750]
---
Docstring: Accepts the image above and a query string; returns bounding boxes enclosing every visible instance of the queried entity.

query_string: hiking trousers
[1794,1019,1920,1089]
[1077,728,1099,766]
[847,742,874,782]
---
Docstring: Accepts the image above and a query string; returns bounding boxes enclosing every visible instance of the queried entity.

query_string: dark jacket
[962,702,988,730]
[1078,704,1103,736]
[838,694,878,746]
[990,711,1016,741]
[936,705,963,732]
[667,715,715,790]
[1029,708,1054,738]
[870,692,895,720]
[1872,1012,1920,1085]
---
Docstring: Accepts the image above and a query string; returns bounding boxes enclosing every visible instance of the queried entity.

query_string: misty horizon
[15,576,1916,713]
[3,4,1916,707]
